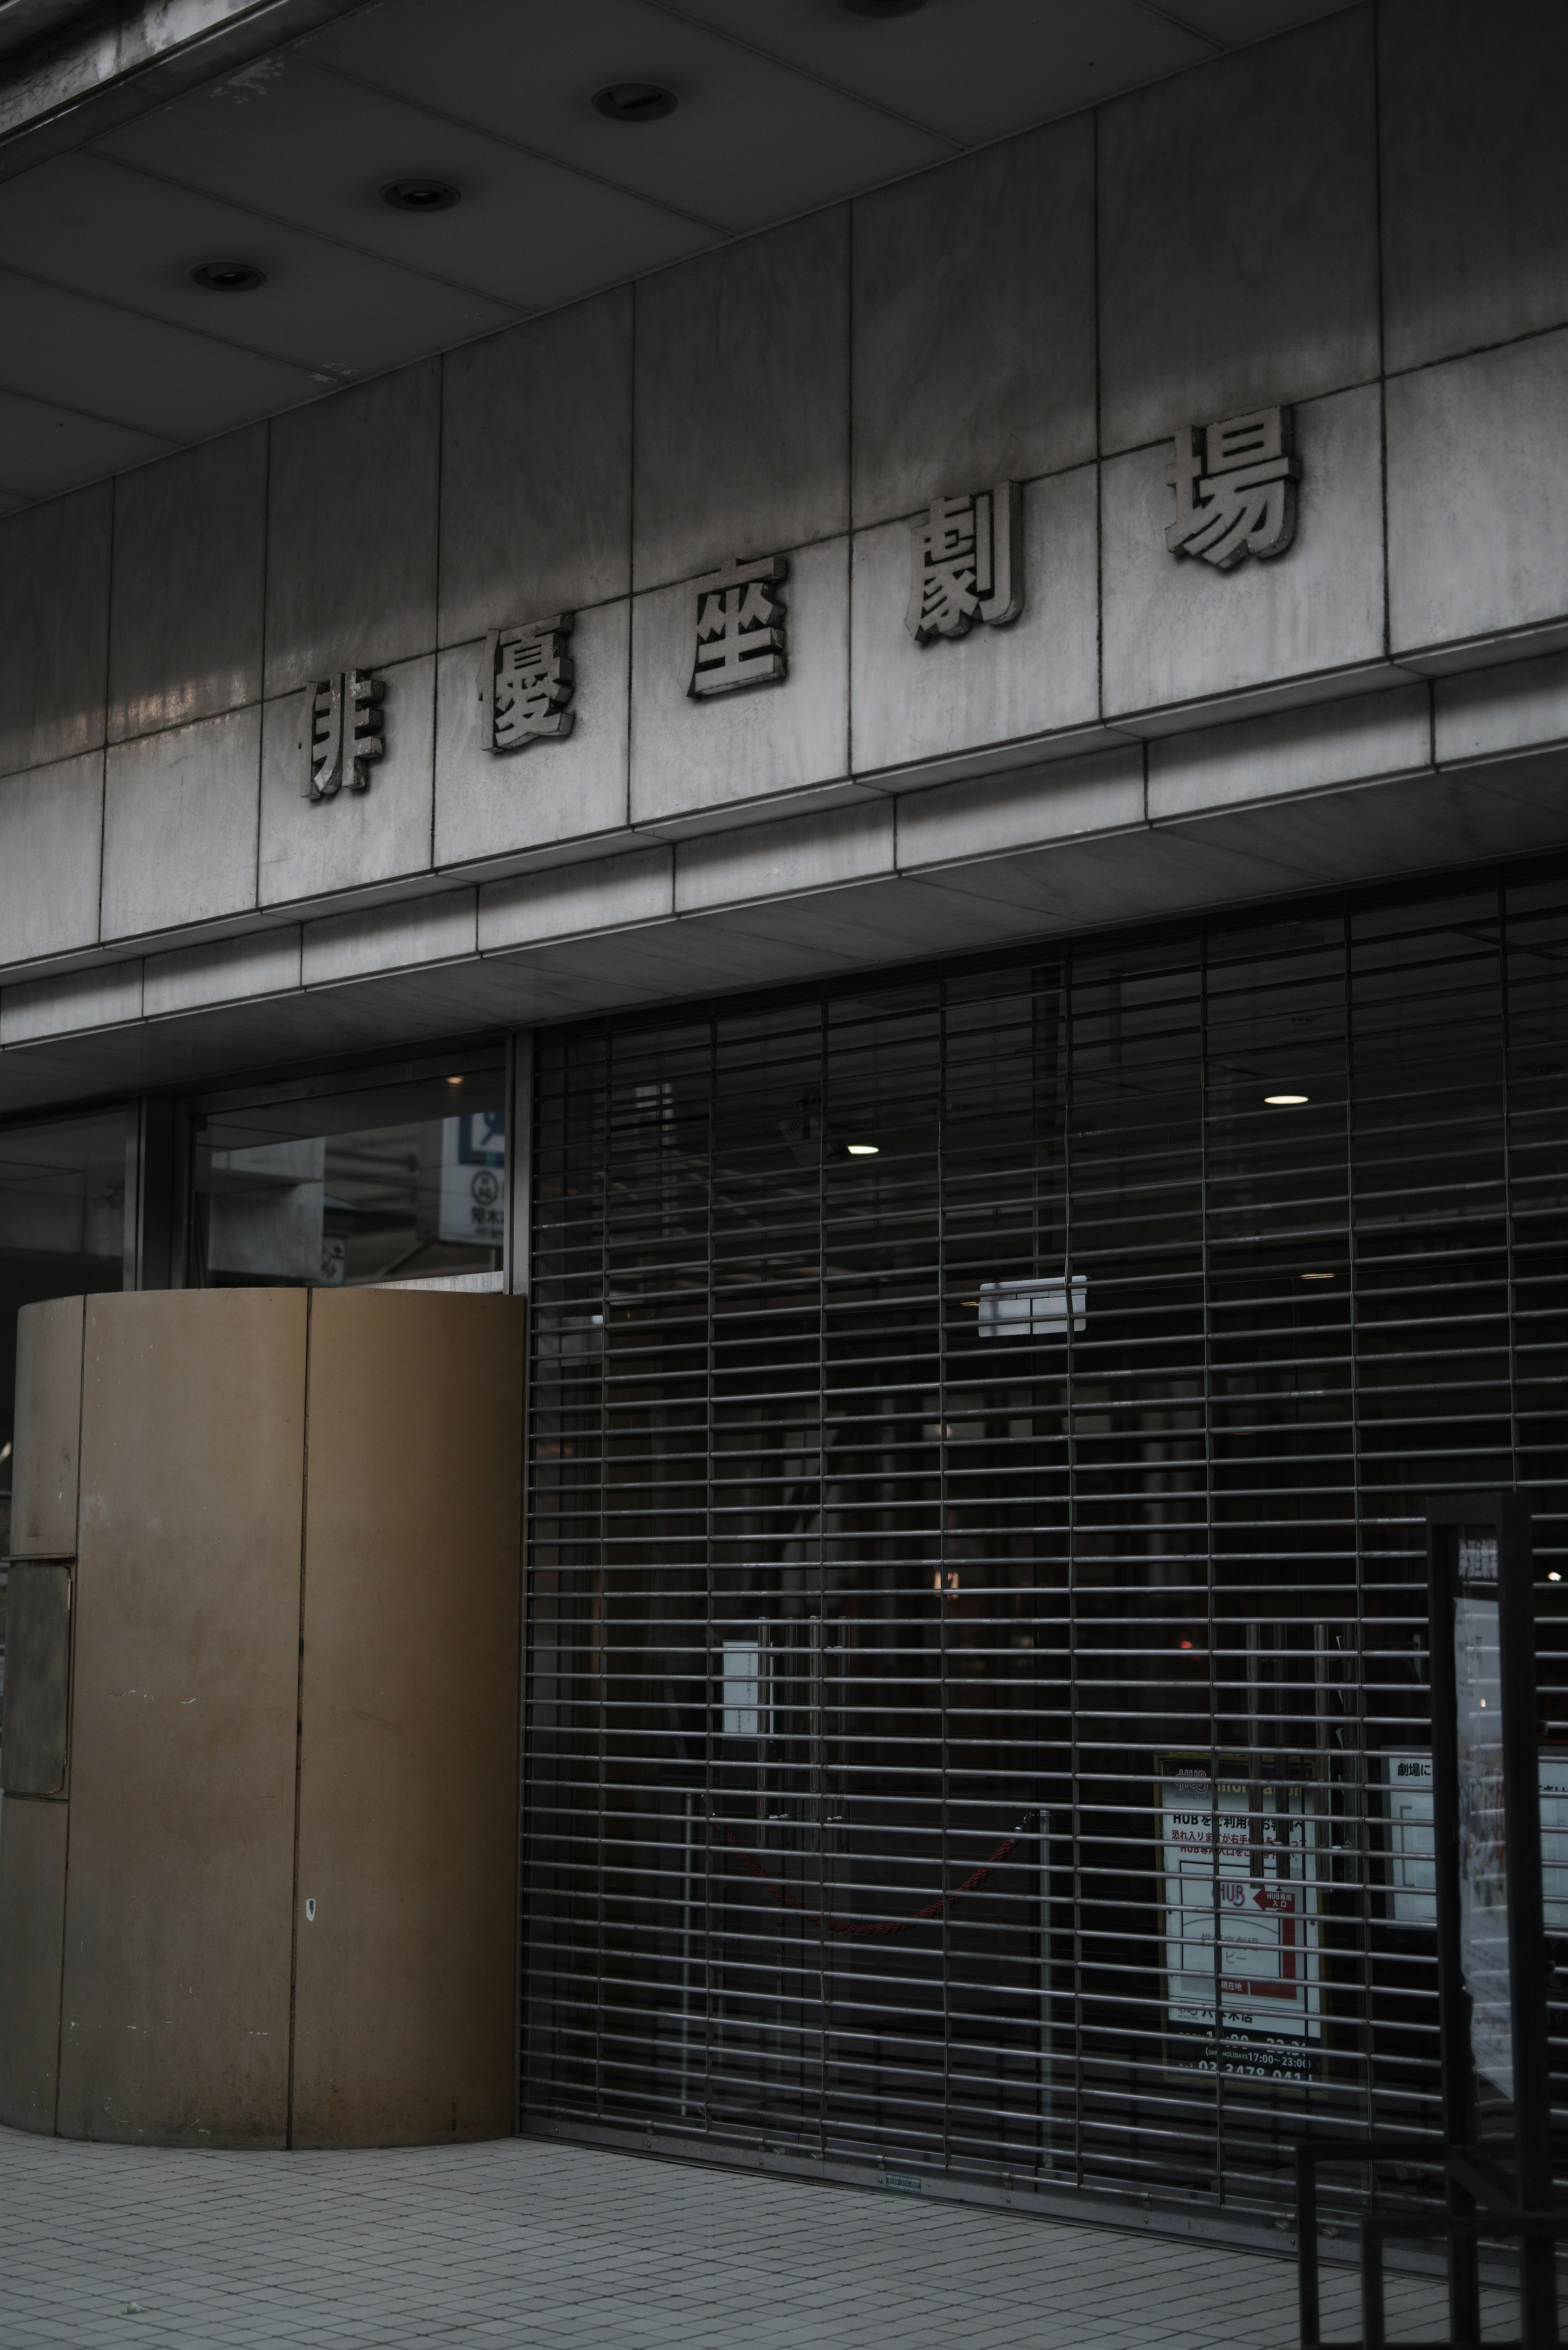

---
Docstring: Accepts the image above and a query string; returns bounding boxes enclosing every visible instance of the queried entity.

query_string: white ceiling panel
[0,155,516,384]
[301,0,951,234]
[668,0,1215,146]
[0,385,171,500]
[94,53,717,312]
[0,267,318,440]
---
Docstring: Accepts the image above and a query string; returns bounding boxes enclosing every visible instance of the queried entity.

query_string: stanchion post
[1296,2142,1321,2350]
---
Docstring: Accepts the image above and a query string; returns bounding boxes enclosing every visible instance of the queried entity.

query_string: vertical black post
[1428,1492,1555,2350]
[1296,2142,1321,2350]
[1359,2216,1386,2350]
[1497,1501,1556,2350]
[1428,1505,1483,2349]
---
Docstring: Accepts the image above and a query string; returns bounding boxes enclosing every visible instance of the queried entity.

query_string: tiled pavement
[0,2126,1514,2350]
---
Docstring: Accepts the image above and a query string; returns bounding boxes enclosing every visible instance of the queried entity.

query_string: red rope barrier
[718,1814,1036,1939]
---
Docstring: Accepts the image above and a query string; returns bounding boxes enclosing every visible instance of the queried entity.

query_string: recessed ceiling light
[1300,1271,1334,1280]
[1550,1571,1562,1583]
[592,81,678,123]
[1265,1093,1309,1106]
[189,260,266,293]
[840,0,929,15]
[381,177,461,212]
[847,1143,879,1155]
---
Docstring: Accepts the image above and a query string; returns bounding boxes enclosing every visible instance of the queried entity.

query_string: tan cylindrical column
[0,1287,524,2150]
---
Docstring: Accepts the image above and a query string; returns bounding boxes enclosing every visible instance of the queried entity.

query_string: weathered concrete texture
[1102,383,1385,718]
[106,428,266,745]
[438,288,632,647]
[1096,9,1380,455]
[1380,0,1568,373]
[630,537,850,825]
[101,706,260,941]
[258,653,434,906]
[435,601,630,871]
[632,208,849,594]
[0,483,110,780]
[0,749,102,965]
[1386,328,1568,662]
[263,360,439,697]
[851,469,1100,777]
[851,116,1096,528]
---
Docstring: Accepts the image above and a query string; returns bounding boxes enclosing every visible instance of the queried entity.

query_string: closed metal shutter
[522,872,1568,2228]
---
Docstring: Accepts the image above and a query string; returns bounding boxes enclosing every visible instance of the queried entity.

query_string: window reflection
[0,1110,127,1554]
[192,1063,505,1288]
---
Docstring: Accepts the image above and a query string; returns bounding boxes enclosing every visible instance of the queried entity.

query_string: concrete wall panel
[1097,11,1379,454]
[143,928,302,1021]
[439,289,631,646]
[633,210,849,592]
[259,653,434,906]
[851,118,1095,528]
[300,890,475,988]
[434,601,629,870]
[0,485,110,781]
[0,751,103,967]
[10,1295,84,1558]
[676,800,893,917]
[896,747,1145,873]
[851,467,1098,776]
[1387,330,1568,661]
[0,1797,69,2134]
[1380,0,1568,374]
[0,963,141,1048]
[57,1290,306,2147]
[107,428,266,743]
[101,706,260,941]
[480,844,672,954]
[264,362,439,697]
[1102,383,1385,718]
[630,537,849,824]
[290,1290,523,2148]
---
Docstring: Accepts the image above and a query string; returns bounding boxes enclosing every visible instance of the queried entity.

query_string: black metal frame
[1294,1495,1561,2349]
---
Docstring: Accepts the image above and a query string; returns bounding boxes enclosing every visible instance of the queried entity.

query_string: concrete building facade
[0,0,1566,2250]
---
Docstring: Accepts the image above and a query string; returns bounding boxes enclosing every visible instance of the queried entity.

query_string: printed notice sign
[1384,1751,1568,1931]
[417,1111,506,1250]
[1159,1758,1321,2082]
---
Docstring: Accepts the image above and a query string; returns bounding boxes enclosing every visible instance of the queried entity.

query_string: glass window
[0,1110,127,1555]
[189,1055,506,1290]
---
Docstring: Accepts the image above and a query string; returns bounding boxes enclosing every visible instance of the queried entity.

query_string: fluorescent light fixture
[978,1274,1086,1340]
[846,1143,879,1156]
[1265,1093,1309,1106]
[1300,1271,1334,1280]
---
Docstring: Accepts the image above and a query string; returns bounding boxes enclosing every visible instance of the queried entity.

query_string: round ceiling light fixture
[381,176,462,212]
[840,0,929,16]
[592,81,678,123]
[189,259,267,293]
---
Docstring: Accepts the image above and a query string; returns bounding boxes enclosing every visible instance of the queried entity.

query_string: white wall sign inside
[417,1113,506,1249]
[1383,1750,1568,1932]
[1159,1758,1321,2083]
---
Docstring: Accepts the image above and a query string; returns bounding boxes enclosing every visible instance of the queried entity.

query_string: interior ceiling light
[1300,1271,1334,1280]
[189,260,266,292]
[846,1143,879,1155]
[1265,1092,1309,1105]
[381,177,461,212]
[592,81,678,123]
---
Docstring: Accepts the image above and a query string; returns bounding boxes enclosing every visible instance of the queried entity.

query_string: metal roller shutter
[521,870,1568,2234]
